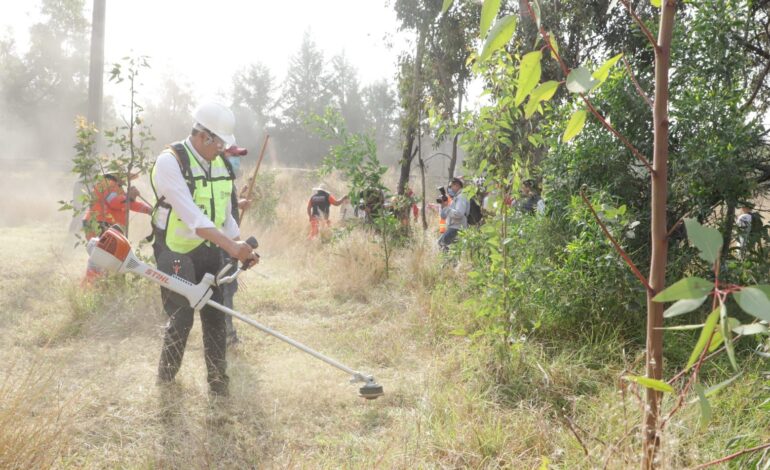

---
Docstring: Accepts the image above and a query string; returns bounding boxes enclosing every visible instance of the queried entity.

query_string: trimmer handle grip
[240,236,260,271]
[215,236,259,285]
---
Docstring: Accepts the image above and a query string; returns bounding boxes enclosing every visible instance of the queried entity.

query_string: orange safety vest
[83,176,151,237]
[438,196,452,233]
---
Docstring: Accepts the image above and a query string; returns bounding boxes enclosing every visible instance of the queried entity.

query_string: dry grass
[2,168,767,468]
[0,359,73,469]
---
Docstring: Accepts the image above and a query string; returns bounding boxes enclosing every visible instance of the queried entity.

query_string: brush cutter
[86,227,384,400]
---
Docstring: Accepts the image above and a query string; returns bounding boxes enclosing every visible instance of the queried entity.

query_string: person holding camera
[438,177,469,250]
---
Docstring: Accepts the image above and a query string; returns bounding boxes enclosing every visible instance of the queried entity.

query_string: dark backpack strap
[146,143,196,243]
[171,143,195,196]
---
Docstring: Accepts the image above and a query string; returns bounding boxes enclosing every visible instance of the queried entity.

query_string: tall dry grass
[0,359,73,469]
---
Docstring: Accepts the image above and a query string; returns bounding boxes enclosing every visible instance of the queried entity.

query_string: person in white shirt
[151,102,258,397]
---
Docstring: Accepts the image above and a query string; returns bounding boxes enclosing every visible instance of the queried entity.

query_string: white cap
[192,101,236,146]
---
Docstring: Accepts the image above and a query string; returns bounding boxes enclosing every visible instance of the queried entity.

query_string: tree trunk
[418,111,428,231]
[87,0,106,133]
[722,202,736,264]
[70,0,106,234]
[448,80,463,181]
[397,27,426,195]
[643,2,676,468]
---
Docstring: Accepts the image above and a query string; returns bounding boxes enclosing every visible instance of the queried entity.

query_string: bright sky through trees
[0,0,403,102]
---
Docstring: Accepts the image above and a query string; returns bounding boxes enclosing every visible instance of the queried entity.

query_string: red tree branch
[690,441,770,469]
[524,0,655,174]
[579,187,654,293]
[623,55,654,109]
[581,97,655,172]
[619,0,659,49]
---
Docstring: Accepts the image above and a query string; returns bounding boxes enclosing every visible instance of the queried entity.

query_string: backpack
[467,197,483,226]
[310,191,331,217]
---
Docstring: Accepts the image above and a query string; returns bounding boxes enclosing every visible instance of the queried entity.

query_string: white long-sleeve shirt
[152,138,239,240]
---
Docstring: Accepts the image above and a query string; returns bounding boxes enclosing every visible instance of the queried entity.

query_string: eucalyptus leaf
[562,109,587,143]
[524,81,559,118]
[479,15,518,63]
[623,375,674,393]
[442,0,453,14]
[532,0,541,27]
[656,324,705,331]
[704,373,743,398]
[686,307,720,370]
[683,218,722,265]
[720,303,738,371]
[480,0,502,39]
[694,383,712,430]
[592,53,624,83]
[708,327,724,353]
[663,296,708,318]
[548,34,559,55]
[653,277,713,302]
[524,98,542,119]
[514,51,542,105]
[732,323,769,335]
[651,0,661,7]
[530,80,560,102]
[733,287,770,322]
[566,67,599,93]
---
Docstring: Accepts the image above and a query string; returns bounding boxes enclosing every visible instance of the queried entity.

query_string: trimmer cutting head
[359,381,384,400]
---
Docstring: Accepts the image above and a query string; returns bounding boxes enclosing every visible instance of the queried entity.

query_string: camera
[435,186,448,204]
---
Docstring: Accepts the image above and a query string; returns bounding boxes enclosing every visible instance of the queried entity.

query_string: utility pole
[87,0,106,135]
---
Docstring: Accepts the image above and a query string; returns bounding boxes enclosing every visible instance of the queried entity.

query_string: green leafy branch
[650,218,770,431]
[473,0,654,172]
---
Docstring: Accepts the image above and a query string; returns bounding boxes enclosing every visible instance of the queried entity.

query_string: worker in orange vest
[83,173,152,281]
[307,184,348,240]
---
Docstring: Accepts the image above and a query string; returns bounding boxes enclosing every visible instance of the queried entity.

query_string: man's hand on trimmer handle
[242,236,260,270]
[226,236,259,269]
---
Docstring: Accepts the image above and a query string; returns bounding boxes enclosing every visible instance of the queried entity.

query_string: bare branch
[579,187,654,293]
[741,58,770,111]
[618,0,659,49]
[581,97,655,173]
[560,413,590,457]
[623,55,653,109]
[690,441,770,469]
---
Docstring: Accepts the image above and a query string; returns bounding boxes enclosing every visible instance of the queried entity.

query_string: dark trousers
[438,227,460,250]
[153,238,229,395]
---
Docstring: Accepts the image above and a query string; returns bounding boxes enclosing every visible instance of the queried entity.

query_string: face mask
[227,156,241,174]
[447,187,456,197]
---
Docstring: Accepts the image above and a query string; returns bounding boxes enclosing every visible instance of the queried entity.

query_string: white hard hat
[192,101,236,146]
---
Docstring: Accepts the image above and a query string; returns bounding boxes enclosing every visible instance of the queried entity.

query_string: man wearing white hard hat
[149,101,258,397]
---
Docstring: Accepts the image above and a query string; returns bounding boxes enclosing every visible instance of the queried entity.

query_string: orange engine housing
[96,227,132,262]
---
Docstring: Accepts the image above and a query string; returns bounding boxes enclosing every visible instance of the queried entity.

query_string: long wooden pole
[239,134,270,223]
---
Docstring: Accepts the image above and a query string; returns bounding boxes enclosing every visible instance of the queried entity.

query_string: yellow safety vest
[151,142,233,253]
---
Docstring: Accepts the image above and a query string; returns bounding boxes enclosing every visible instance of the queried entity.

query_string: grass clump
[0,360,73,469]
